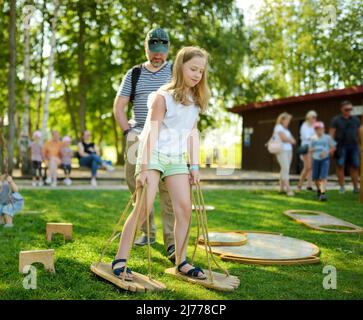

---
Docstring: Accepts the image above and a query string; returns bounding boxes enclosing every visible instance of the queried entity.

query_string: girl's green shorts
[135,144,189,180]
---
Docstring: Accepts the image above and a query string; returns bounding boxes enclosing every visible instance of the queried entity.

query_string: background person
[77,130,114,187]
[113,27,176,259]
[297,110,317,192]
[61,136,73,186]
[273,112,296,196]
[310,121,336,201]
[42,131,62,187]
[330,100,361,193]
[30,130,44,187]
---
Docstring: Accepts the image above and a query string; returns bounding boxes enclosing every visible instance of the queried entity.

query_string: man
[113,28,175,260]
[42,130,62,187]
[330,100,361,193]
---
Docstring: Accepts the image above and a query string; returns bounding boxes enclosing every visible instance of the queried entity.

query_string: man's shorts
[135,144,189,180]
[313,157,330,180]
[335,144,360,168]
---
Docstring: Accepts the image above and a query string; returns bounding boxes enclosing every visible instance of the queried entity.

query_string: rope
[196,182,229,277]
[178,181,230,284]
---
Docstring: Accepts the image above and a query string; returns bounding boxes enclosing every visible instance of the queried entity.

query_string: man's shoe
[339,186,346,194]
[167,244,175,262]
[134,235,156,246]
[353,187,360,194]
[319,194,327,201]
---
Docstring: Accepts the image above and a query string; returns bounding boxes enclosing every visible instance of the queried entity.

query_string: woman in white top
[112,47,210,281]
[274,112,296,196]
[297,110,317,192]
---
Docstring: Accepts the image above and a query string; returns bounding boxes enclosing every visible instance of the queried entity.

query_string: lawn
[0,188,362,300]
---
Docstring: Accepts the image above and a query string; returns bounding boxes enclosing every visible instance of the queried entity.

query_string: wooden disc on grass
[284,210,363,233]
[198,231,248,246]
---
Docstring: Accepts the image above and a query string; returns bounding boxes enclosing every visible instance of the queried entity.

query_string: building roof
[229,85,363,114]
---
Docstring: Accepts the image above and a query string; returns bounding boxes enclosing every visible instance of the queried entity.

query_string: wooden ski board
[90,262,166,293]
[165,267,239,292]
[284,210,363,233]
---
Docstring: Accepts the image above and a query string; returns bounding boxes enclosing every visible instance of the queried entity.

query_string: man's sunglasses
[149,39,169,45]
[343,108,353,112]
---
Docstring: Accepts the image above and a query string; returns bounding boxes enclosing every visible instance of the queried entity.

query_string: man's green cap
[145,28,169,53]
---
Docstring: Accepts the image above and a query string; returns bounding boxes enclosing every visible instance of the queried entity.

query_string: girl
[30,130,44,187]
[61,136,73,186]
[0,175,24,228]
[112,46,210,281]
[273,112,296,196]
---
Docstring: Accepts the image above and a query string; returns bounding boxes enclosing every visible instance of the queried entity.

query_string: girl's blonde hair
[276,112,292,125]
[162,46,210,113]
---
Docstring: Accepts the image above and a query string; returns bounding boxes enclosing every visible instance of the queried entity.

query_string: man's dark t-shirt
[330,115,360,145]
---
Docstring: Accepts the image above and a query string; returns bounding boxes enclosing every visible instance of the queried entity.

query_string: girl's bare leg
[298,154,312,189]
[114,170,160,265]
[165,174,204,277]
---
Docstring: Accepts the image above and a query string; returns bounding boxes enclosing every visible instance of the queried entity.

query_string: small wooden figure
[19,249,55,273]
[46,223,73,242]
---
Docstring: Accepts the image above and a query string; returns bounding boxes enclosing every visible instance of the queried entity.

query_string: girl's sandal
[177,260,207,280]
[112,259,133,281]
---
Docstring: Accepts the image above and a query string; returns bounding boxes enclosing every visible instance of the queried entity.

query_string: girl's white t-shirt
[139,88,200,156]
[274,124,293,151]
[300,121,315,147]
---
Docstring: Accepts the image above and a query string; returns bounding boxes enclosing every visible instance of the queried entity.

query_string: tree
[7,0,16,174]
[41,0,60,139]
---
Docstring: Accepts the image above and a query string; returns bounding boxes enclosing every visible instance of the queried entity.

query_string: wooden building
[229,85,363,173]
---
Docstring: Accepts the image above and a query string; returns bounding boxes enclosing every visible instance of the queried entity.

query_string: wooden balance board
[198,231,248,246]
[165,267,240,292]
[284,210,363,233]
[199,231,320,265]
[90,262,166,293]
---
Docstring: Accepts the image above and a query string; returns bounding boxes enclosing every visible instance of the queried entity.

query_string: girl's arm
[187,120,200,184]
[7,176,19,193]
[139,94,166,172]
[187,120,199,166]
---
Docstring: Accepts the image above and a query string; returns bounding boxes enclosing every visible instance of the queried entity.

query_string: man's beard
[150,59,165,67]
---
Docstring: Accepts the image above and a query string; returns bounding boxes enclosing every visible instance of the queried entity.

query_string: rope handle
[97,183,153,281]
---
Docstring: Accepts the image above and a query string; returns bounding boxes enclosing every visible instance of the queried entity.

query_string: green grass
[0,189,362,300]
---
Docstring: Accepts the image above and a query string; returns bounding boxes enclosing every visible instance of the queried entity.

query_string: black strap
[129,62,173,104]
[129,64,142,104]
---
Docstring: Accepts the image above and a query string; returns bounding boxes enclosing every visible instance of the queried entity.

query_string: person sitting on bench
[77,130,114,187]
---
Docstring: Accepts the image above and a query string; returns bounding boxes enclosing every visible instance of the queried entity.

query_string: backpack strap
[129,64,142,104]
[129,62,173,104]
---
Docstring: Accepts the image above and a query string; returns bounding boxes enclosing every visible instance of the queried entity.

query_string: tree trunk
[21,4,32,175]
[63,78,79,140]
[41,0,60,140]
[77,1,87,133]
[7,0,16,174]
[35,0,46,130]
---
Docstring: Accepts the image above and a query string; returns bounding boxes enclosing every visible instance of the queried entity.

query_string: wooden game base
[220,254,320,265]
[198,231,248,246]
[200,231,321,266]
[165,267,240,292]
[192,205,215,211]
[90,262,166,293]
[284,210,363,233]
